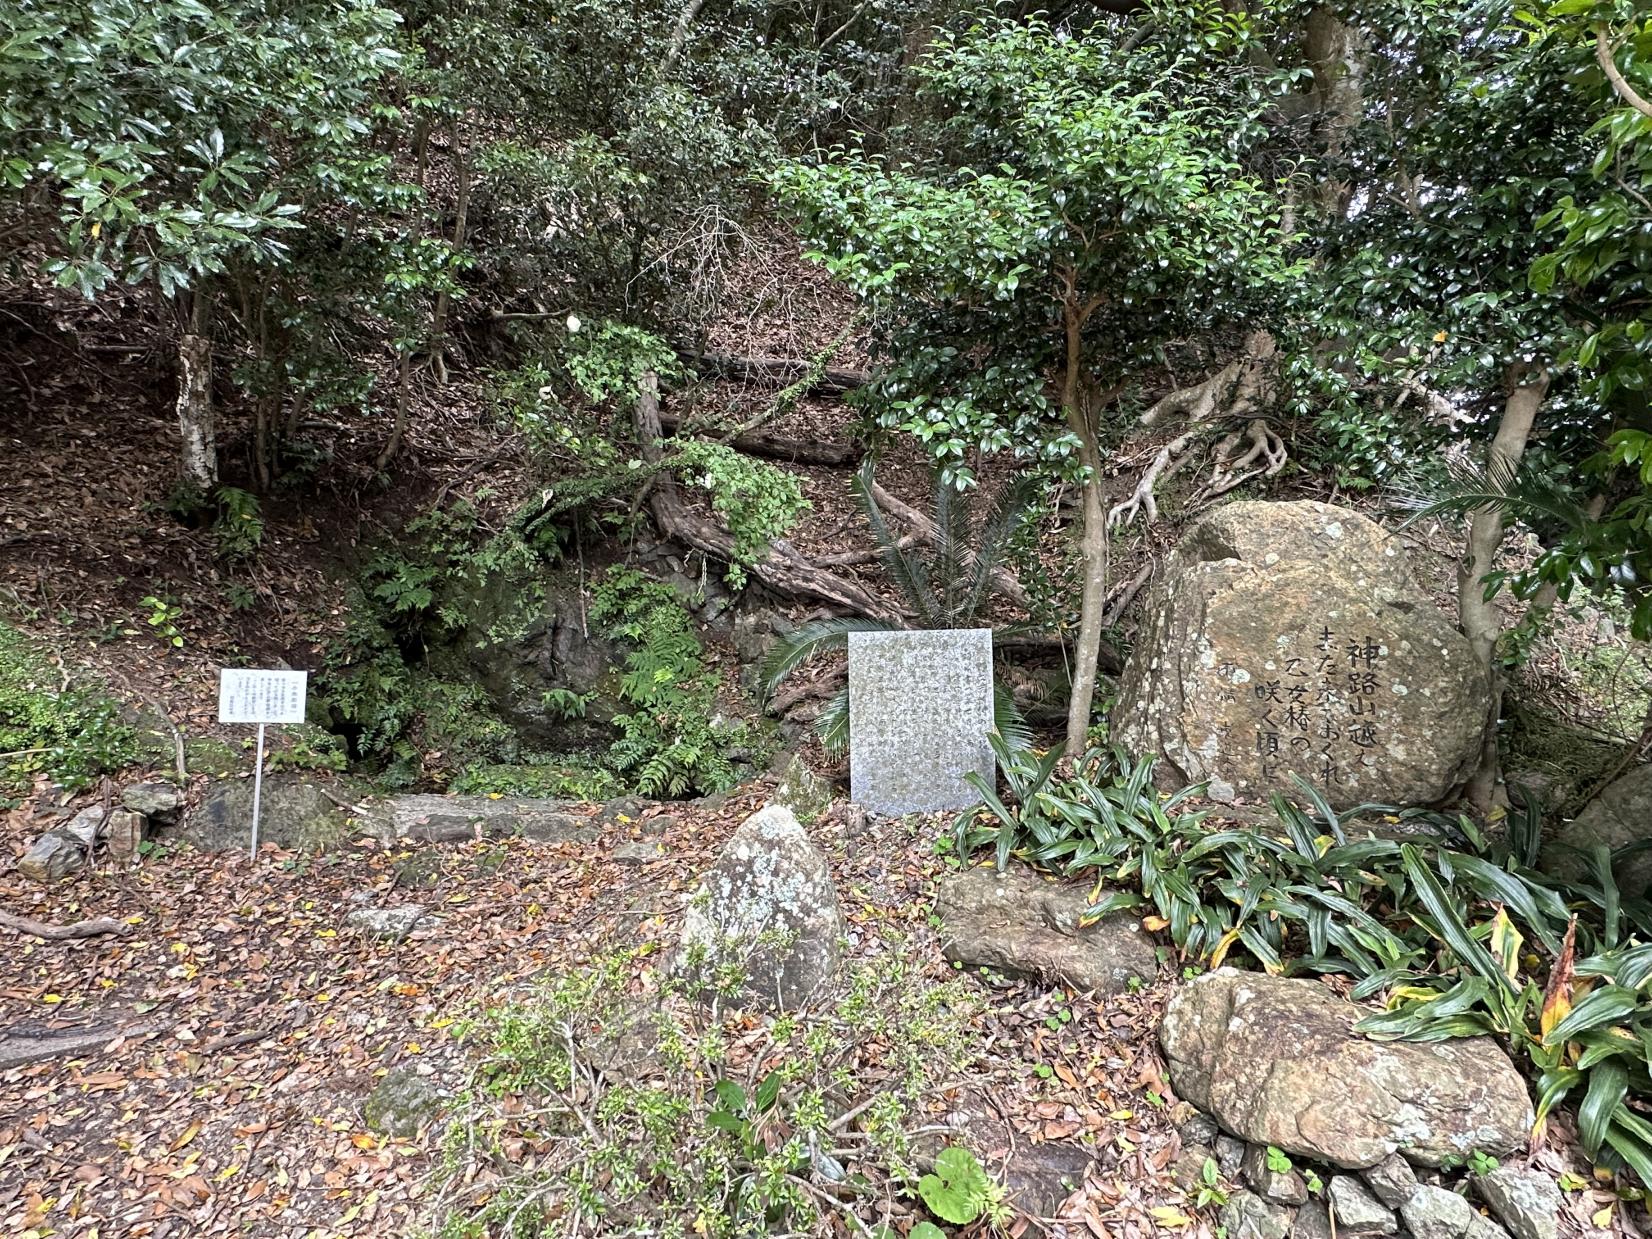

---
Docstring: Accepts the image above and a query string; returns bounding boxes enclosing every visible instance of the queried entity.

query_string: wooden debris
[0,910,129,941]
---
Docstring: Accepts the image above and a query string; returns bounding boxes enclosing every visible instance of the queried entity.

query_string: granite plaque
[848,628,995,814]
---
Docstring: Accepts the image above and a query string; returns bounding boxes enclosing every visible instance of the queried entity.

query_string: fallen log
[678,350,869,396]
[638,375,907,625]
[0,1020,163,1070]
[0,910,128,941]
[657,411,862,467]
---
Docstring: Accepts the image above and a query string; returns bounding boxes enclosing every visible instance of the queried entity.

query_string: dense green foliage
[318,512,759,797]
[590,567,765,798]
[773,11,1298,489]
[0,623,137,800]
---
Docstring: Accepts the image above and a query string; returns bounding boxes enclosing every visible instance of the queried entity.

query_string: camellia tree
[1288,0,1637,809]
[772,11,1301,754]
[1520,0,1652,643]
[0,0,439,487]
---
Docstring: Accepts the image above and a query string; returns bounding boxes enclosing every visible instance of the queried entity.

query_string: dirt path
[2,792,1191,1239]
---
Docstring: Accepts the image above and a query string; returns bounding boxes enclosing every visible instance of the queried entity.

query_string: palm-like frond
[958,473,1038,625]
[993,683,1033,753]
[851,461,940,626]
[931,475,975,623]
[766,463,1050,753]
[816,687,851,754]
[759,616,896,697]
[1392,453,1591,535]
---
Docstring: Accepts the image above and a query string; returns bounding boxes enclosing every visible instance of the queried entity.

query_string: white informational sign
[217,668,309,860]
[218,668,307,724]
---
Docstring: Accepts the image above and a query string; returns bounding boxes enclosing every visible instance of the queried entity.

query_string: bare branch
[1596,25,1652,120]
[0,910,129,941]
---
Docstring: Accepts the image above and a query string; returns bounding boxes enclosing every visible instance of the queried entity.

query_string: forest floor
[0,781,1205,1239]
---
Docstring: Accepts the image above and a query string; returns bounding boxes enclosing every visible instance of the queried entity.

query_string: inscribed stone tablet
[848,629,995,814]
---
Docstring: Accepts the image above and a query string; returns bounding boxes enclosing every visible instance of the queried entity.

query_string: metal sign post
[218,668,308,860]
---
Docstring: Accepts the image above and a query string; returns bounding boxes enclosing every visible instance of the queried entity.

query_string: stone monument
[848,628,995,814]
[1113,501,1488,809]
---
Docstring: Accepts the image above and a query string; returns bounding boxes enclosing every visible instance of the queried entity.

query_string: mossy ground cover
[0,620,139,803]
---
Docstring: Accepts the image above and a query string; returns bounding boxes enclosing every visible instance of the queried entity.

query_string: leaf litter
[2,785,1213,1238]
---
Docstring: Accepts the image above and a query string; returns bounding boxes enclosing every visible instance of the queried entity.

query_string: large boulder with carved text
[1113,501,1486,809]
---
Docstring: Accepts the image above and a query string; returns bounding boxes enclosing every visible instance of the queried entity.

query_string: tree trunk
[1459,365,1549,812]
[428,136,470,386]
[252,280,273,489]
[175,292,216,492]
[1061,293,1109,757]
[375,350,415,472]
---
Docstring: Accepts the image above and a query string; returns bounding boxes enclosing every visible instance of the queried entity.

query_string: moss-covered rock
[181,775,358,852]
[453,567,625,749]
[184,736,245,778]
[363,1068,445,1138]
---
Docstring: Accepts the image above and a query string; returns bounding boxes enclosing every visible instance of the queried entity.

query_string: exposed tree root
[1108,332,1282,530]
[1196,416,1290,504]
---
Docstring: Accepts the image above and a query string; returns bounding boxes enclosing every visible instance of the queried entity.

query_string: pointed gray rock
[1363,1154,1419,1209]
[677,805,844,1010]
[1474,1167,1561,1239]
[1294,1200,1334,1239]
[1244,1144,1310,1206]
[1328,1175,1397,1236]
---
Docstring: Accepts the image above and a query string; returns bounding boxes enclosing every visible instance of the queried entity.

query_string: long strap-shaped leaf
[1399,843,1517,995]
[1543,985,1642,1045]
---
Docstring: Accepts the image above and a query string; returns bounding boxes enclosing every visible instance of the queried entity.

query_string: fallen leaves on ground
[3,788,1209,1238]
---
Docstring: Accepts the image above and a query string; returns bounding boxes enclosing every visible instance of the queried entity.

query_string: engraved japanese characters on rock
[1238,628,1386,792]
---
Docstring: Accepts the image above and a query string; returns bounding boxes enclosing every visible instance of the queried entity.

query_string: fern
[591,567,758,796]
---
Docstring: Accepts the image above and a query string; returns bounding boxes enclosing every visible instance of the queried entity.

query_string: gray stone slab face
[848,628,995,814]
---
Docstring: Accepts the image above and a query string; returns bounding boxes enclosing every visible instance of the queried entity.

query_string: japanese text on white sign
[218,669,308,725]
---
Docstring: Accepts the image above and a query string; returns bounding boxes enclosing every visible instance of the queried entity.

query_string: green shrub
[0,624,138,799]
[430,938,986,1238]
[669,442,810,587]
[263,725,347,773]
[591,567,764,797]
[956,740,1652,1182]
[322,634,521,788]
[212,486,265,559]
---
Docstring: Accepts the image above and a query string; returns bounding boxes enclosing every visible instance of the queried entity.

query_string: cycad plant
[761,462,1039,753]
[1394,448,1649,636]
